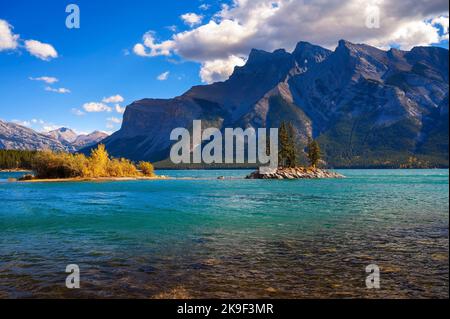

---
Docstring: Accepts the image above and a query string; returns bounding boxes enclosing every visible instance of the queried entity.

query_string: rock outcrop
[246,167,344,179]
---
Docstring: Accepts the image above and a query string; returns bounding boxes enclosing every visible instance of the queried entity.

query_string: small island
[247,122,344,180]
[16,144,162,182]
[246,167,344,179]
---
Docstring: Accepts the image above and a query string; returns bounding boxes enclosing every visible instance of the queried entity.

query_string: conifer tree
[278,122,289,167]
[307,138,321,168]
[278,121,297,168]
[286,123,297,167]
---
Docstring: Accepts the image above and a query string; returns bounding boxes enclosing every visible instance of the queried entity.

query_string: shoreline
[0,169,31,173]
[19,176,170,183]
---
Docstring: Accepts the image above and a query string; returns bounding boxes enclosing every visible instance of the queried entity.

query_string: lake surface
[0,169,448,299]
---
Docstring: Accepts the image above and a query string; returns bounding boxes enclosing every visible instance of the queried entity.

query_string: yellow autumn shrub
[30,144,154,179]
[138,161,155,177]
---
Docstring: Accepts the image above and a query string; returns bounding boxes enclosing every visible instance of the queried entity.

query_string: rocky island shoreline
[246,167,344,179]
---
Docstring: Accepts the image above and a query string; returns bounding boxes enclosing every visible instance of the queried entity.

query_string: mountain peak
[292,41,332,67]
[337,39,354,48]
[293,41,315,52]
[47,127,78,144]
[247,48,290,65]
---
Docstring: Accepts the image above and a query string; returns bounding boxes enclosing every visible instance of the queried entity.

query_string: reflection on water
[0,169,448,299]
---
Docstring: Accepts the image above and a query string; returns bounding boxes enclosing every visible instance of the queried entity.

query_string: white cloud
[83,102,112,113]
[200,55,246,83]
[115,104,126,114]
[432,15,450,41]
[387,20,442,50]
[31,119,45,125]
[133,0,449,83]
[0,19,19,51]
[107,117,122,124]
[157,71,170,81]
[166,25,178,32]
[11,118,77,134]
[12,119,31,127]
[106,117,122,129]
[29,76,59,84]
[133,32,175,57]
[181,13,204,27]
[42,124,62,132]
[24,39,58,61]
[199,4,210,11]
[71,108,85,116]
[45,86,71,94]
[102,94,124,103]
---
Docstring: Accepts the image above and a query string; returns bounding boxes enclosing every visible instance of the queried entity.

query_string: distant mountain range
[0,121,108,152]
[46,127,109,151]
[87,39,448,168]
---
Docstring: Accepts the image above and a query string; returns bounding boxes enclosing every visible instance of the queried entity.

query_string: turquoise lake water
[0,169,448,298]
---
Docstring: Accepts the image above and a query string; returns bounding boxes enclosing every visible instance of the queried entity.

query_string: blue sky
[0,0,448,135]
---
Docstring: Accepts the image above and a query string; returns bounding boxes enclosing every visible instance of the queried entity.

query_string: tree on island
[278,121,297,168]
[307,138,321,168]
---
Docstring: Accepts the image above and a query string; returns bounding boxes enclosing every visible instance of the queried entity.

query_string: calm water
[0,169,448,299]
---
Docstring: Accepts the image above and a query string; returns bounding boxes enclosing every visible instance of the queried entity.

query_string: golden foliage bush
[138,161,155,177]
[31,144,155,179]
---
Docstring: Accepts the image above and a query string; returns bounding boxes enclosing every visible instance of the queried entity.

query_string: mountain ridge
[0,122,109,152]
[77,40,450,167]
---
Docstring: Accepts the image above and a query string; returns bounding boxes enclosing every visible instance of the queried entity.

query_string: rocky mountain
[72,131,109,150]
[85,40,449,168]
[46,127,78,144]
[1,121,109,152]
[46,128,108,150]
[0,120,67,151]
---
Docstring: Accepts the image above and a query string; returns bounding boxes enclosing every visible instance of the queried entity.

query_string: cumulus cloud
[200,55,246,83]
[107,117,122,124]
[181,13,204,27]
[115,104,126,114]
[133,0,449,83]
[106,117,122,129]
[0,19,19,51]
[29,76,59,84]
[157,71,170,81]
[102,94,124,104]
[45,86,71,94]
[133,31,175,57]
[432,15,450,40]
[24,40,58,60]
[83,102,112,113]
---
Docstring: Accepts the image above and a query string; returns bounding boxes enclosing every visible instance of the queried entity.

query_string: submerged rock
[246,167,344,179]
